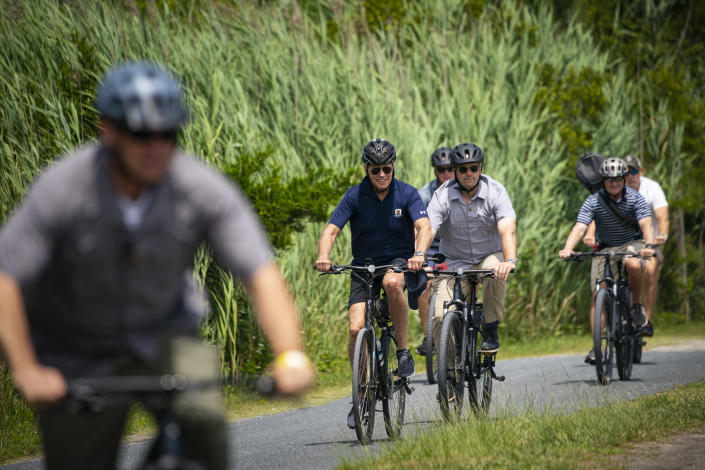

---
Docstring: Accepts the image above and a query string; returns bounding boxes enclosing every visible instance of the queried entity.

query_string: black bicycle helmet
[361,139,397,166]
[451,143,484,166]
[430,147,452,167]
[96,61,188,132]
[599,157,628,178]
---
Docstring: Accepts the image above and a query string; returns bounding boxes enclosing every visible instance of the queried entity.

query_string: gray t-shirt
[427,175,515,268]
[0,144,271,375]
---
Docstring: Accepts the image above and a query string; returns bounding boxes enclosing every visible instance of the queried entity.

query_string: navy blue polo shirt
[329,177,428,265]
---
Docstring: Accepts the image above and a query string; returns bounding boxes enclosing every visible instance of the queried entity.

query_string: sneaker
[415,341,429,357]
[346,406,355,429]
[641,320,654,337]
[584,348,596,365]
[480,321,500,353]
[631,303,647,328]
[396,349,415,378]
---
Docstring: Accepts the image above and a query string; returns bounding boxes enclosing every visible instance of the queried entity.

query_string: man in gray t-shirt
[0,62,314,470]
[425,143,517,353]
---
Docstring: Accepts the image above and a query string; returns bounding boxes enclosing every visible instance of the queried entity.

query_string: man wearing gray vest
[0,62,314,469]
[425,143,517,353]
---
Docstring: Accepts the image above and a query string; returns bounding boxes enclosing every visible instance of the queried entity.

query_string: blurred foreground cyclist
[0,62,314,469]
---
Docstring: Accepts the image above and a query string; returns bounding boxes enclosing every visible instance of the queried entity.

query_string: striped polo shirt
[577,187,651,247]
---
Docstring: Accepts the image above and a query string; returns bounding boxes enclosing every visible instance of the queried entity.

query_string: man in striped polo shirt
[559,157,656,364]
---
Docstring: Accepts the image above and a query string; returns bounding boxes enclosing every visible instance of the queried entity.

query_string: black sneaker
[480,321,500,353]
[346,406,355,429]
[396,349,415,377]
[641,320,654,337]
[415,341,429,357]
[584,348,596,365]
[631,303,647,328]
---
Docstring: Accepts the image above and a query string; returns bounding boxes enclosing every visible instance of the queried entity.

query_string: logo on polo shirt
[394,208,403,218]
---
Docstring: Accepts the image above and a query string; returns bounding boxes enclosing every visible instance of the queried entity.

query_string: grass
[3,322,704,465]
[338,379,705,469]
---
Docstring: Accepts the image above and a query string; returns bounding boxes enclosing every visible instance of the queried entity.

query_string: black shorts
[348,257,407,307]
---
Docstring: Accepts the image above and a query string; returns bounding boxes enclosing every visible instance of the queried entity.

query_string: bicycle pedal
[495,375,505,382]
[404,383,414,394]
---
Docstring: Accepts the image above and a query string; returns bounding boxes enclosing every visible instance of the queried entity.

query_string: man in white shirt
[583,154,668,336]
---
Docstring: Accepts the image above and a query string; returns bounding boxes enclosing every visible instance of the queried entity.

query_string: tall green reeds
[0,0,690,380]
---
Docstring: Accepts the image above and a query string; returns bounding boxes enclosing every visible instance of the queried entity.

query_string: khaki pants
[590,240,644,290]
[432,252,506,348]
[39,336,226,470]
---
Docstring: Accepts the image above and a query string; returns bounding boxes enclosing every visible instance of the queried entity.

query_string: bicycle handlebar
[563,250,651,262]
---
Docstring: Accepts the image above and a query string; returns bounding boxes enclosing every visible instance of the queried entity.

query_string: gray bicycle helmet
[599,157,628,178]
[451,143,484,166]
[96,62,188,132]
[430,147,452,167]
[361,139,397,165]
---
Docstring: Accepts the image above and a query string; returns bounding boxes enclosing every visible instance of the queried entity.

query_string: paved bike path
[4,346,705,469]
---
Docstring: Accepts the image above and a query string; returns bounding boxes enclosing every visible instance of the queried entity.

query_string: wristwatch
[646,243,657,249]
[506,258,518,264]
[414,251,425,257]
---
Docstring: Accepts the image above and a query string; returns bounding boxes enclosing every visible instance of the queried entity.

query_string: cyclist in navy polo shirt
[315,138,432,429]
[559,157,656,364]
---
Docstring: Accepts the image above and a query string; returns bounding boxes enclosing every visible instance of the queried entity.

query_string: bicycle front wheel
[381,331,405,439]
[633,336,644,363]
[352,327,376,444]
[479,353,492,413]
[437,310,465,421]
[593,289,614,385]
[425,292,437,384]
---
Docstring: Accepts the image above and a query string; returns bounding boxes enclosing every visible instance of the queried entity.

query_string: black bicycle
[65,374,220,469]
[567,251,647,384]
[433,264,510,421]
[319,260,414,444]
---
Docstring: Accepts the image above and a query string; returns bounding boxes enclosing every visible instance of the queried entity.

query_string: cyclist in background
[425,143,517,353]
[315,138,432,429]
[583,155,668,337]
[0,62,314,470]
[416,147,454,356]
[559,157,655,365]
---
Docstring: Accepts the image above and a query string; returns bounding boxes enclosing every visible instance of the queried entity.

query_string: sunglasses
[127,130,178,142]
[435,166,453,174]
[605,177,624,183]
[456,164,480,174]
[628,168,639,175]
[369,166,393,175]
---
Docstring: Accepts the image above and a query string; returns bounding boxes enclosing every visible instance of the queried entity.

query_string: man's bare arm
[583,221,597,247]
[654,206,669,244]
[315,223,341,272]
[495,218,517,281]
[559,222,589,258]
[244,263,315,395]
[0,271,66,405]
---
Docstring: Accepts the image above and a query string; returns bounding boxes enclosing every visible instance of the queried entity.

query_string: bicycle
[65,374,220,470]
[566,250,647,384]
[319,260,415,445]
[432,263,510,421]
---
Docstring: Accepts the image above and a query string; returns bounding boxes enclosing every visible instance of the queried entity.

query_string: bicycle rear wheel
[593,289,614,385]
[479,354,492,413]
[633,337,644,363]
[352,327,376,444]
[381,331,405,439]
[616,305,634,381]
[437,311,465,421]
[425,293,437,384]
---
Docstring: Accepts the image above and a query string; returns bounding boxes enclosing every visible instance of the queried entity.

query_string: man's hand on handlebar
[493,261,514,281]
[558,248,575,260]
[638,247,655,259]
[407,254,424,271]
[315,258,332,273]
[14,364,67,407]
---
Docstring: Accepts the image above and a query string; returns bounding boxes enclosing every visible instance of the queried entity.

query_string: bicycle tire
[480,358,492,413]
[352,327,376,444]
[633,336,643,363]
[381,331,405,439]
[425,292,437,384]
[437,310,465,421]
[593,289,614,385]
[615,304,634,381]
[467,327,481,412]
